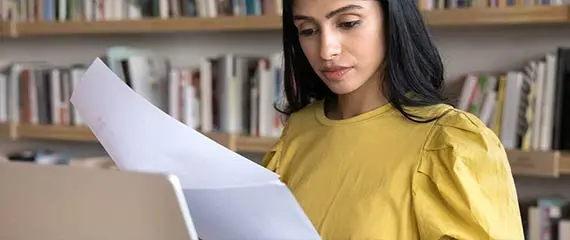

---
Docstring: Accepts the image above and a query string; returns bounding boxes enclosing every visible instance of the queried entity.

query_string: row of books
[457,47,570,151]
[0,0,283,22]
[0,46,285,138]
[418,0,570,10]
[520,196,570,240]
[166,52,285,138]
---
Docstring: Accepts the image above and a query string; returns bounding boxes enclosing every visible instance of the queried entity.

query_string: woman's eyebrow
[293,4,364,21]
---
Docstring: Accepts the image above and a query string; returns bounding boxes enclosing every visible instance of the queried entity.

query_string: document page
[70,58,320,240]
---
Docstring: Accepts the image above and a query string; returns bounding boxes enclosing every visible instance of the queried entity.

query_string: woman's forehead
[292,0,376,17]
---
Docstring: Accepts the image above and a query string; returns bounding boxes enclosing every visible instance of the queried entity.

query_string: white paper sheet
[70,58,320,240]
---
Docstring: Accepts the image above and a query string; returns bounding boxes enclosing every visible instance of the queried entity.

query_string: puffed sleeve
[261,138,282,174]
[261,116,292,175]
[413,111,525,240]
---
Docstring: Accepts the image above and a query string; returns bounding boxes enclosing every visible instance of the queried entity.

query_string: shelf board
[11,15,282,37]
[0,21,8,37]
[8,124,273,153]
[422,5,570,26]
[16,124,96,142]
[0,123,16,139]
[236,135,277,153]
[507,149,570,178]
[5,124,570,178]
[1,6,570,37]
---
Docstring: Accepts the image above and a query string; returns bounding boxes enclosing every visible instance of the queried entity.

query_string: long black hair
[277,0,449,123]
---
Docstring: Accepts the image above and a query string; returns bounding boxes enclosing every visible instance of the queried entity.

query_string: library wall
[1,24,570,200]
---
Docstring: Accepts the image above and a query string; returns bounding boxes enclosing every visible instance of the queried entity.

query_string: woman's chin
[325,82,361,96]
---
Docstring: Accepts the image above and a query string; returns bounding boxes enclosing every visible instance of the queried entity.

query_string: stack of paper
[70,58,320,240]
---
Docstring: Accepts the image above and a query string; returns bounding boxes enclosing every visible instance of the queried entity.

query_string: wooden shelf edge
[235,135,277,153]
[15,124,96,142]
[5,124,275,153]
[559,152,570,174]
[0,21,7,37]
[507,149,568,178]
[13,15,282,37]
[422,5,570,26]
[0,123,17,139]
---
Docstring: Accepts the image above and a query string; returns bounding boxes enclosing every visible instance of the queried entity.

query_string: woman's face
[293,0,385,95]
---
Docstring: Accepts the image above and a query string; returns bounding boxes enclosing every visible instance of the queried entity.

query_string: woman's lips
[321,67,353,81]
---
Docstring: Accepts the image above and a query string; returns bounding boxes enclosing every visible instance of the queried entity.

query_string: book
[69,58,320,239]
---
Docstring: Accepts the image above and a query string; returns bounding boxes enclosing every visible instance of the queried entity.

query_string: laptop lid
[0,161,199,240]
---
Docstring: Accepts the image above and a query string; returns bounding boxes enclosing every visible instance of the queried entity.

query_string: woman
[262,0,525,239]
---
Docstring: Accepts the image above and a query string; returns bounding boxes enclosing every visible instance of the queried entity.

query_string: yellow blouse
[262,100,524,239]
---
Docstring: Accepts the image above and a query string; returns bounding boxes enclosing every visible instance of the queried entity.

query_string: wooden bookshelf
[0,21,11,37]
[508,149,570,178]
[9,15,282,37]
[1,6,570,38]
[236,135,277,153]
[15,124,96,142]
[3,123,570,177]
[0,123,15,139]
[423,5,570,26]
[7,123,276,153]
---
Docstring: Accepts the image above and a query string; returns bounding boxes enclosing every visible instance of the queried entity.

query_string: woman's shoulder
[418,105,511,182]
[424,105,501,151]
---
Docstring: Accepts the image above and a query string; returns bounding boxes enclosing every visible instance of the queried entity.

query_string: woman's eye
[299,28,316,36]
[338,20,361,29]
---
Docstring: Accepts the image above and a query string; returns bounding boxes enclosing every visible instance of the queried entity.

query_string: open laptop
[0,161,199,240]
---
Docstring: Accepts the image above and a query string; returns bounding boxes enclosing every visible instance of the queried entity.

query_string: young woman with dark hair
[261,0,525,239]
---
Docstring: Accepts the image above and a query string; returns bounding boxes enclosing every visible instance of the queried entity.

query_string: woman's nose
[319,30,341,61]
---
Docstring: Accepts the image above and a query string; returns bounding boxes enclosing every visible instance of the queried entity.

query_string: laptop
[0,161,199,240]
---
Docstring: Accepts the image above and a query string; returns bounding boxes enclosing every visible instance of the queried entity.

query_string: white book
[528,207,540,240]
[70,67,85,125]
[50,69,61,125]
[183,77,197,129]
[103,0,113,20]
[501,71,524,150]
[159,0,169,19]
[94,0,104,20]
[84,0,93,21]
[126,55,169,112]
[0,73,7,122]
[126,0,142,20]
[29,70,38,124]
[168,69,181,120]
[113,0,124,20]
[70,58,320,240]
[257,59,272,137]
[479,91,496,126]
[59,0,67,21]
[457,74,477,111]
[531,60,546,150]
[540,53,558,151]
[560,220,570,240]
[7,65,21,124]
[199,58,213,133]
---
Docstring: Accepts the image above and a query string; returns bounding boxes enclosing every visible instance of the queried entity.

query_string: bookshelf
[508,149,570,178]
[423,5,570,26]
[1,123,277,153]
[1,6,570,38]
[11,15,282,37]
[0,21,10,37]
[0,123,15,139]
[0,123,568,178]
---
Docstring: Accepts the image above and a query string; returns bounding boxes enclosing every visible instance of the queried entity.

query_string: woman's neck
[326,74,388,120]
